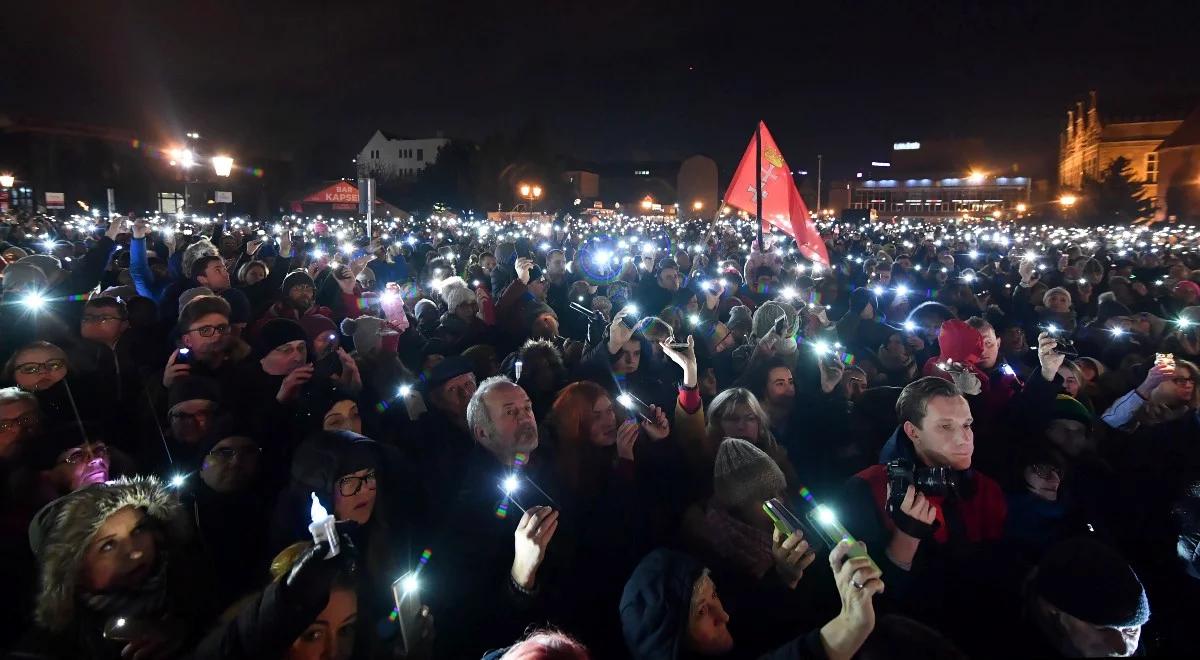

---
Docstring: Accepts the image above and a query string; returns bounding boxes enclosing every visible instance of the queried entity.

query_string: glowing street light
[967,171,986,185]
[518,183,543,217]
[641,197,654,211]
[1059,194,1077,208]
[1016,202,1027,213]
[171,148,196,169]
[211,155,234,177]
[0,174,14,188]
[692,200,704,212]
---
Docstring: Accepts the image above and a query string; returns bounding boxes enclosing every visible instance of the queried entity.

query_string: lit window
[1146,152,1158,184]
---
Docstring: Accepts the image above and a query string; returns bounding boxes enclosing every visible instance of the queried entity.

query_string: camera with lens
[1040,324,1079,358]
[886,458,959,502]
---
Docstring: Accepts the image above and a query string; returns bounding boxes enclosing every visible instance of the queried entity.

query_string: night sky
[6,0,1200,181]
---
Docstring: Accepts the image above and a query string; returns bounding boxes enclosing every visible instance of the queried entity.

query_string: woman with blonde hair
[698,388,800,496]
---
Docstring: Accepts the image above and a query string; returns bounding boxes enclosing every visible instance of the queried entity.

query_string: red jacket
[852,463,1007,545]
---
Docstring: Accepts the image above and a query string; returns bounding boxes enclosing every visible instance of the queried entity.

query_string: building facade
[1058,91,1184,204]
[849,174,1031,220]
[357,130,449,180]
[1156,105,1200,221]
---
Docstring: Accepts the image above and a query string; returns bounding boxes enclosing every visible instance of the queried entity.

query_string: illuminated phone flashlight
[781,286,797,300]
[1178,318,1195,329]
[812,340,831,355]
[341,242,355,254]
[688,314,700,326]
[398,384,413,398]
[895,284,910,297]
[1001,364,1016,376]
[514,360,523,381]
[42,239,55,251]
[616,393,635,409]
[962,272,976,283]
[502,474,521,495]
[169,473,187,488]
[401,574,420,595]
[1109,327,1126,337]
[1024,251,1038,262]
[624,304,638,315]
[1046,323,1060,335]
[902,320,917,332]
[312,248,325,259]
[21,292,47,311]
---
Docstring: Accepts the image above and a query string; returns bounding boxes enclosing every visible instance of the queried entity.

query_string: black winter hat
[419,355,474,394]
[168,375,222,410]
[1096,299,1133,325]
[290,430,380,500]
[282,270,316,294]
[1033,537,1150,627]
[255,318,308,359]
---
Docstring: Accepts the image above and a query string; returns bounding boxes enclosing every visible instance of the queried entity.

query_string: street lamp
[967,170,986,185]
[212,155,234,177]
[518,183,542,217]
[641,197,654,211]
[1059,194,1077,208]
[692,200,704,212]
[1016,202,1027,213]
[0,174,14,188]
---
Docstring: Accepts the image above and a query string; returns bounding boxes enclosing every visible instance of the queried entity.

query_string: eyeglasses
[336,471,377,497]
[207,445,261,462]
[1172,377,1196,386]
[0,414,37,433]
[15,359,67,376]
[82,315,125,324]
[186,323,231,338]
[62,444,108,464]
[170,409,215,424]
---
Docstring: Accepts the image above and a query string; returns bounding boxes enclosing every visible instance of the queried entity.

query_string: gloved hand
[284,540,354,612]
[886,485,940,540]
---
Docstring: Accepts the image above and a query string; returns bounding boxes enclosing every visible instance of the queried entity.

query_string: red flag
[723,121,829,264]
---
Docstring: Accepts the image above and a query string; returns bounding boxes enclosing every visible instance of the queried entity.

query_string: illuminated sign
[893,142,921,151]
[871,161,892,167]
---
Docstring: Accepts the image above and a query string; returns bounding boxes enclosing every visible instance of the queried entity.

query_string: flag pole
[755,121,763,247]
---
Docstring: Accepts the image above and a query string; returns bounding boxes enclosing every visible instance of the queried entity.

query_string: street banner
[215,191,233,203]
[724,122,829,264]
[45,192,65,209]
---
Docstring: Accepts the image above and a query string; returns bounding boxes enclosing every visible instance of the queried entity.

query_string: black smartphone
[616,391,654,423]
[311,340,343,381]
[176,347,191,365]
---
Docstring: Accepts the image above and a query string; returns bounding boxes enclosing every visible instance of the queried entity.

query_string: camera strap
[887,496,941,539]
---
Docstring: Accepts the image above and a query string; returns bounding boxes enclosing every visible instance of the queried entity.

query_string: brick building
[1058,91,1184,204]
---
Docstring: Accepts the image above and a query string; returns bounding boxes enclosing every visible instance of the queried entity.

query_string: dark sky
[5,0,1200,181]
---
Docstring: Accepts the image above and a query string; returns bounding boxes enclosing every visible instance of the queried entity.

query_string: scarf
[699,505,774,579]
[80,556,169,620]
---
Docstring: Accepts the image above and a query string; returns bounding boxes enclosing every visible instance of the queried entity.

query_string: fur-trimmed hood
[29,476,192,631]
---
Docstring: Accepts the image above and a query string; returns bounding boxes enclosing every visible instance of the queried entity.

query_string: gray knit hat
[727,305,753,335]
[751,300,798,339]
[713,437,786,508]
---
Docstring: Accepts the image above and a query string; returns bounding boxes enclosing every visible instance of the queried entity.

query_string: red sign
[724,122,829,264]
[303,181,359,204]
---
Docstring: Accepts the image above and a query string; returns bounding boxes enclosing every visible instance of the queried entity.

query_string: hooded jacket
[619,548,828,660]
[17,476,212,658]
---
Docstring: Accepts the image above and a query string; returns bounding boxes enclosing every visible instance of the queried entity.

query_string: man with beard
[162,295,253,397]
[430,376,561,657]
[249,271,334,340]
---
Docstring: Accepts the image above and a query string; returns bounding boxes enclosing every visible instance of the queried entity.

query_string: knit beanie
[298,314,338,345]
[420,355,474,394]
[282,270,316,294]
[712,437,786,508]
[442,280,478,311]
[1033,537,1150,627]
[340,315,386,355]
[413,298,439,320]
[177,287,216,319]
[1175,280,1200,298]
[727,305,753,335]
[168,375,222,410]
[255,318,307,359]
[1050,394,1092,429]
[751,301,797,339]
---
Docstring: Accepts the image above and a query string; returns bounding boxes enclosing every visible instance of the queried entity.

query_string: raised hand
[640,404,670,440]
[511,506,559,590]
[771,528,816,589]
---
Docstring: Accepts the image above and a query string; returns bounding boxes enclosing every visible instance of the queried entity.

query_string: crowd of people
[1,208,1199,658]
